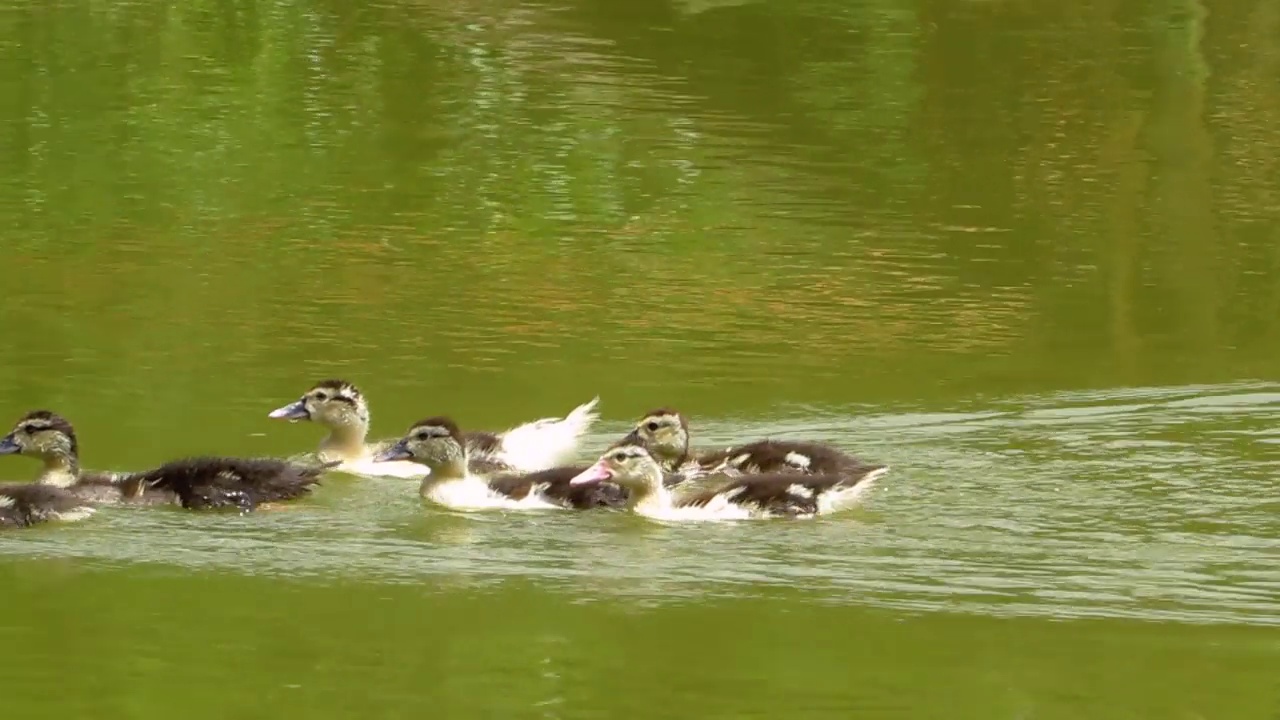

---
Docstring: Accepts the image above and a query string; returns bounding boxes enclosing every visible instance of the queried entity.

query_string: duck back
[487,466,629,509]
[53,471,176,506]
[698,439,879,477]
[0,483,96,528]
[682,469,880,517]
[130,457,330,512]
[463,431,503,457]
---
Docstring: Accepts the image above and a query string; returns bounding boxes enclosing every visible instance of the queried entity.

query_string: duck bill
[619,429,645,446]
[569,461,614,486]
[0,433,18,455]
[268,400,310,422]
[372,440,411,463]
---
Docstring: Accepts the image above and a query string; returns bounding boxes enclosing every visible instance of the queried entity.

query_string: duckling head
[569,441,664,497]
[269,379,368,427]
[623,408,689,468]
[0,410,81,482]
[269,380,371,456]
[373,417,467,478]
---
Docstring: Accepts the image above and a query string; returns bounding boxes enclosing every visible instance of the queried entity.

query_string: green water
[2,0,1280,717]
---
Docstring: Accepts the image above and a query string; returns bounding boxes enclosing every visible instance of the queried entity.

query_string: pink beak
[569,461,614,486]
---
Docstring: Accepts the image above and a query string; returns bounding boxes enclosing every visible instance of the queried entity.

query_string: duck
[567,441,887,521]
[268,379,602,479]
[623,408,887,485]
[372,416,628,511]
[0,483,96,529]
[0,410,329,512]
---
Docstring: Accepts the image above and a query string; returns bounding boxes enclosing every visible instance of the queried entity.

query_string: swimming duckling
[569,441,886,521]
[268,379,602,479]
[624,408,886,484]
[373,416,628,511]
[0,410,329,512]
[0,411,159,503]
[0,483,95,529]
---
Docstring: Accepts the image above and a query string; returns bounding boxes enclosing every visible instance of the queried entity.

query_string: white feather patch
[492,396,600,472]
[784,452,812,469]
[786,483,814,499]
[0,495,15,508]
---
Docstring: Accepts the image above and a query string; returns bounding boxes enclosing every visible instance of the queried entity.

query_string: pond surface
[2,0,1279,717]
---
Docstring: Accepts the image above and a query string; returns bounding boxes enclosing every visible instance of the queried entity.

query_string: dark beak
[620,429,645,446]
[0,433,19,455]
[372,439,412,463]
[268,399,310,422]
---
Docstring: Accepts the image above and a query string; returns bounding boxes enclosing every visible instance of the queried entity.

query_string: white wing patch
[784,452,812,470]
[216,470,241,483]
[0,495,14,508]
[786,483,814,499]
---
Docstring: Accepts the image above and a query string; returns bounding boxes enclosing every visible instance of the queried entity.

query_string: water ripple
[3,382,1278,627]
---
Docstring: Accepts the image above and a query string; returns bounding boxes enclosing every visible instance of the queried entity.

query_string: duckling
[372,416,628,511]
[268,379,602,479]
[624,408,886,484]
[0,410,159,504]
[0,410,329,512]
[0,483,95,529]
[568,441,886,521]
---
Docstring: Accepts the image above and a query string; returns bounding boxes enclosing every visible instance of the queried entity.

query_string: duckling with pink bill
[623,408,887,486]
[569,441,887,521]
[372,416,629,511]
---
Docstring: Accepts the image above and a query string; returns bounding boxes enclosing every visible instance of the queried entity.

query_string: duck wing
[681,470,879,517]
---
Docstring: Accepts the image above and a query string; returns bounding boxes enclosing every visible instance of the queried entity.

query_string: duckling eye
[20,424,38,435]
[414,431,430,441]
[645,421,659,432]
[314,392,329,402]
[612,452,628,462]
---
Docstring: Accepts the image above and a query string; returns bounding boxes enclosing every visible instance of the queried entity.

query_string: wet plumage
[569,442,885,520]
[0,410,330,513]
[0,483,95,529]
[129,457,327,512]
[622,408,887,484]
[486,465,630,510]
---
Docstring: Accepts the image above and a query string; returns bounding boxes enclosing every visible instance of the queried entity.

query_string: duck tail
[846,464,889,487]
[495,396,601,473]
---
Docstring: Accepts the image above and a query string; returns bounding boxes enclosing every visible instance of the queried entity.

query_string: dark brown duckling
[372,416,628,510]
[622,408,887,484]
[0,483,96,529]
[0,410,331,512]
[569,441,887,521]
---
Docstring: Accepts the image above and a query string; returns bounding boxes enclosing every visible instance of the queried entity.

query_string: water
[3,0,1280,717]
